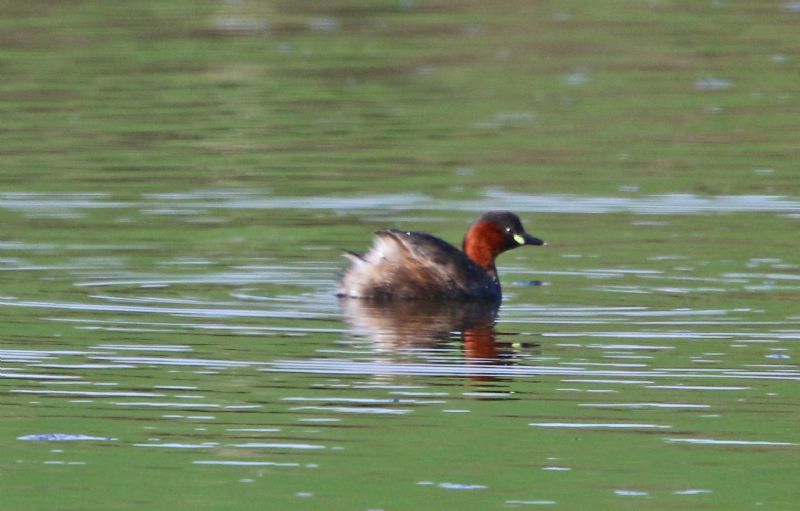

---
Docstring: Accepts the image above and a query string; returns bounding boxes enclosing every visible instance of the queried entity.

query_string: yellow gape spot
[513,234,526,245]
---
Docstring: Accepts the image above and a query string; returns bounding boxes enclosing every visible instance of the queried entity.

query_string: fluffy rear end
[337,233,405,298]
[337,231,455,299]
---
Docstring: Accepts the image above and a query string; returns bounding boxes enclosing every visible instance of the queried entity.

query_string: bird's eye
[505,227,512,233]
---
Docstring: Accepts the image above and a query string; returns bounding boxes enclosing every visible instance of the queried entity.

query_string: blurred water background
[1,1,799,509]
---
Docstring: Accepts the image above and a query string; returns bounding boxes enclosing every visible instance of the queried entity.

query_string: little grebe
[337,211,544,300]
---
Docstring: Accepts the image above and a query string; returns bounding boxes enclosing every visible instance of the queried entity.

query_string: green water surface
[1,1,799,510]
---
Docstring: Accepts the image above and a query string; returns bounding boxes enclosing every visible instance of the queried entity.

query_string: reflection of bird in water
[339,299,539,374]
[339,298,498,348]
[337,211,544,300]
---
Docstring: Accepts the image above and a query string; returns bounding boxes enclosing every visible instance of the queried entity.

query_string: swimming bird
[337,211,544,300]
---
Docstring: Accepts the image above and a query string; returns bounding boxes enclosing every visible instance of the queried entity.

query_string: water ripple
[0,298,326,319]
[530,422,672,429]
[666,438,796,446]
[18,433,114,442]
[262,359,800,381]
[192,460,302,467]
[2,190,799,216]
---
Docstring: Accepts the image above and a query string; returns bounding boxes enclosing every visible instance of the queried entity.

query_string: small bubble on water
[766,353,790,360]
[674,489,712,495]
[695,77,734,91]
[438,482,488,490]
[614,490,649,497]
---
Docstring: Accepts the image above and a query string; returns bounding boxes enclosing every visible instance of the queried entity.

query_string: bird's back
[337,229,500,300]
